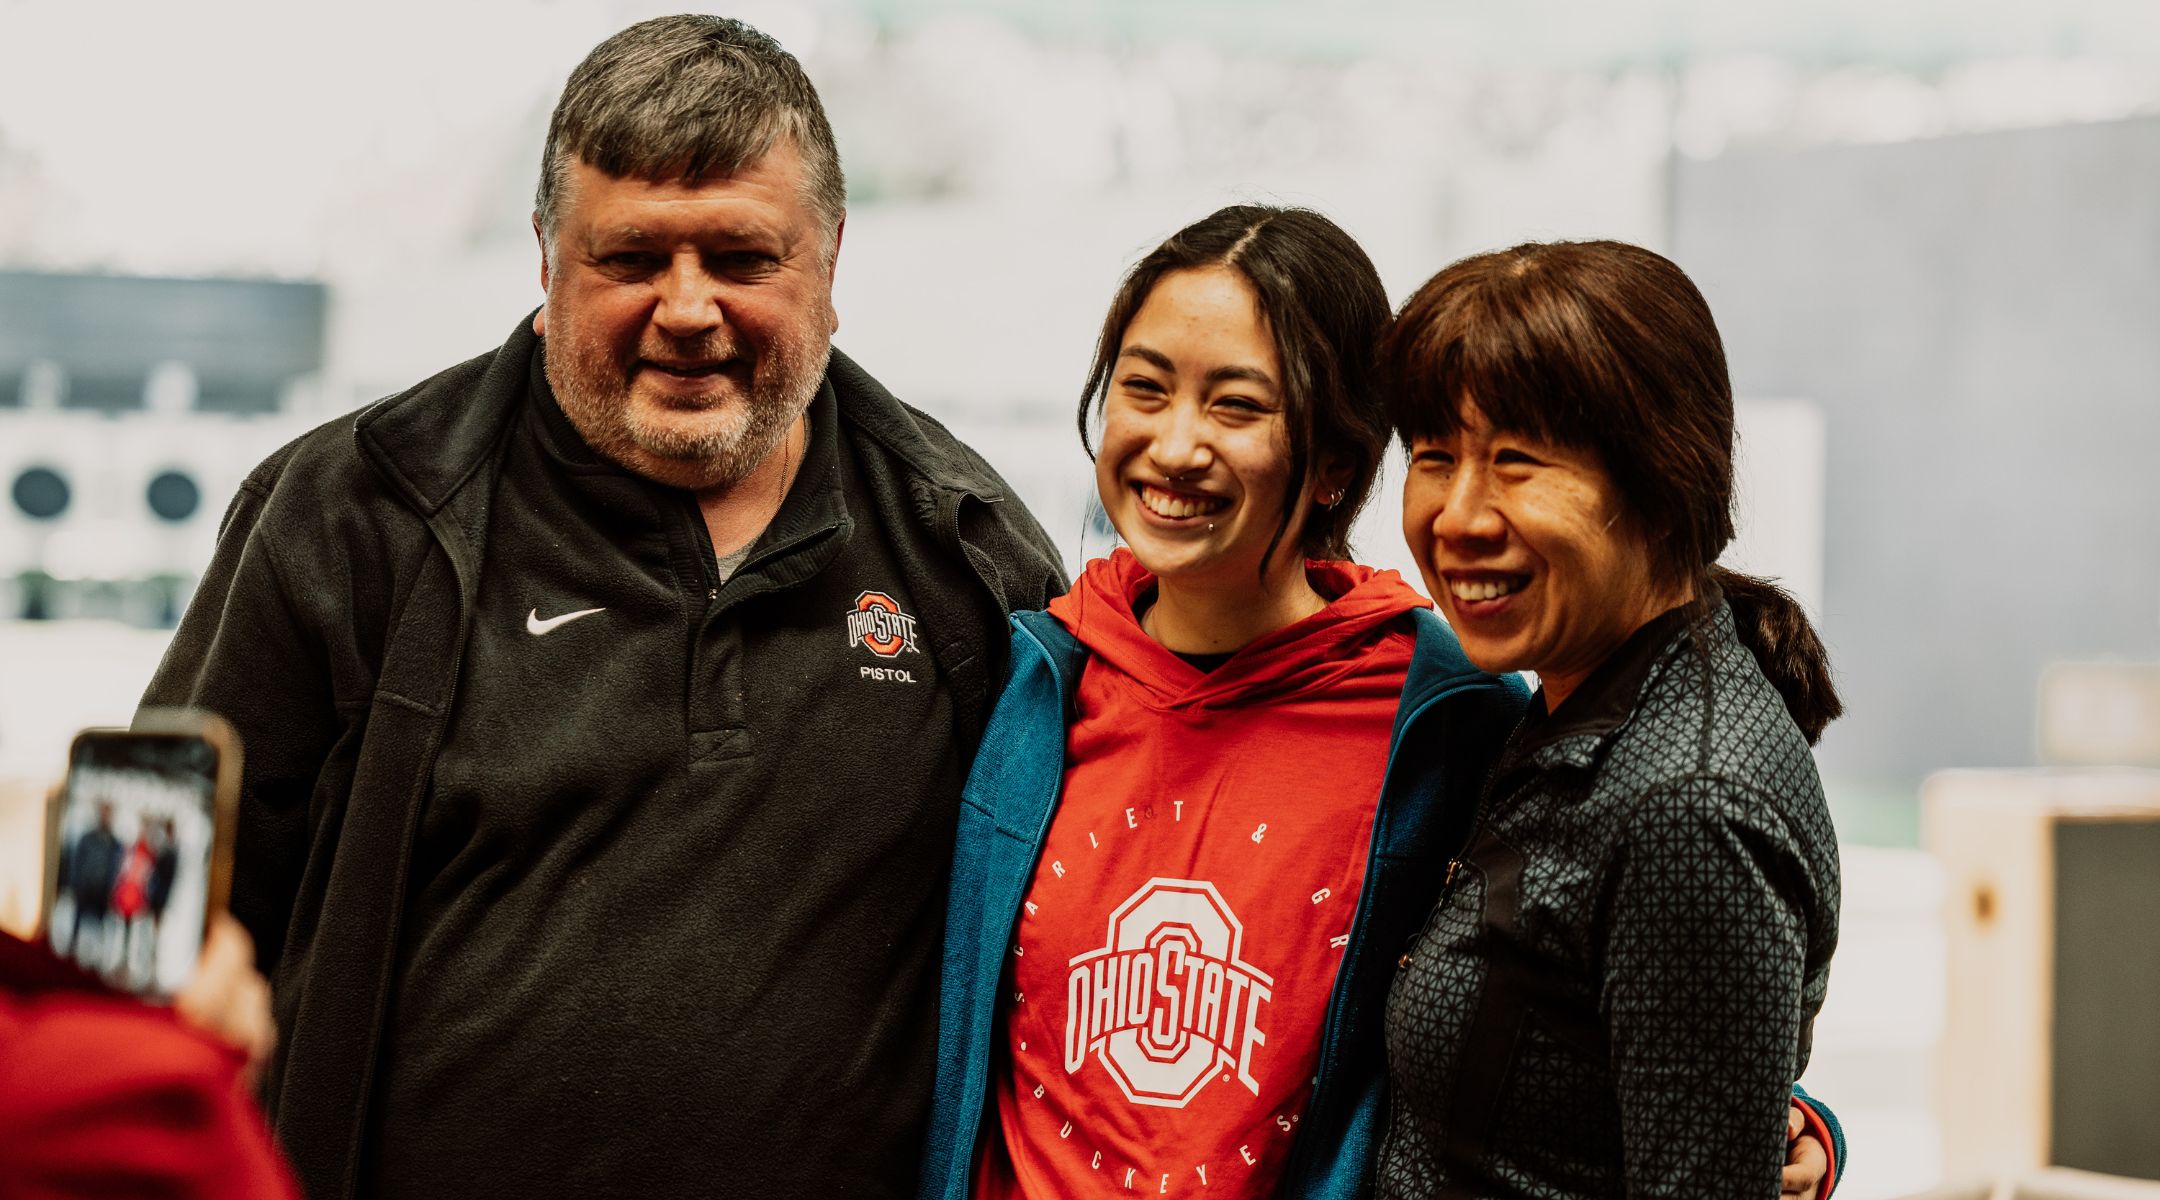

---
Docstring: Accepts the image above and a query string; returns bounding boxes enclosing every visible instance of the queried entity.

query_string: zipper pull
[1401,861,1468,972]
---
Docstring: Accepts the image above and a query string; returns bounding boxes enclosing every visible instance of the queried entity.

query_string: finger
[176,914,266,1055]
[1788,1102,1804,1140]
[177,918,244,1016]
[227,926,275,1072]
[1790,1134,1825,1171]
[1782,1133,1827,1200]
[239,971,277,1089]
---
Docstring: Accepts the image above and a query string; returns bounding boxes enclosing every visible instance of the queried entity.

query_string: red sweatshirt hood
[1046,548,1427,714]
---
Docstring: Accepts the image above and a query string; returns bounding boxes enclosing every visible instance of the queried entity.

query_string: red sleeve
[0,987,299,1200]
[1792,1095,1838,1198]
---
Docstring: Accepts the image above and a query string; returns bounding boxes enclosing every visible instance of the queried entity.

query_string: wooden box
[1925,770,2160,1181]
[1899,1169,2160,1199]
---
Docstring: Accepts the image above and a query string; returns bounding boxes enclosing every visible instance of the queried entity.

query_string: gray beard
[543,331,823,492]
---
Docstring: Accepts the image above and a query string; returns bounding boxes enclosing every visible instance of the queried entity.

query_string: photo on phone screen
[47,731,220,996]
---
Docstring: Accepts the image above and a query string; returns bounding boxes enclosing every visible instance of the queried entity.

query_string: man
[143,15,1064,1198]
[59,801,122,973]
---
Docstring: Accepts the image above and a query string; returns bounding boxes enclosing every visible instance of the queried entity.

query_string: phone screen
[47,731,220,997]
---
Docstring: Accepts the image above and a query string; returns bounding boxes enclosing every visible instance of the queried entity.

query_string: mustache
[633,334,744,366]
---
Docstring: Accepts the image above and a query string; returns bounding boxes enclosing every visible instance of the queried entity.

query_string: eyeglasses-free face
[1095,266,1328,592]
[1402,399,1680,710]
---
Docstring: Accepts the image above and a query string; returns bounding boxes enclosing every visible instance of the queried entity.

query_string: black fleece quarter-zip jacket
[1375,597,1840,1199]
[139,315,1067,1200]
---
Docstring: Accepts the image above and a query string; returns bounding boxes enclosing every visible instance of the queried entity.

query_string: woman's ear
[1312,451,1357,509]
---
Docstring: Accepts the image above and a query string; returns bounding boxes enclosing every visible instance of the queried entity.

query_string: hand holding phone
[175,912,277,1081]
[44,710,240,999]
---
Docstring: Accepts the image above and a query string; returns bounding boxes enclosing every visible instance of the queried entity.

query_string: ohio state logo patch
[847,590,920,658]
[1063,878,1274,1109]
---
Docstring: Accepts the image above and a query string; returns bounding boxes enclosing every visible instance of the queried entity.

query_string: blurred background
[3,1,2159,1194]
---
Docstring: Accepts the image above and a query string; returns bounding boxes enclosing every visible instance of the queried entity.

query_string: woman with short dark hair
[1376,239,1842,1198]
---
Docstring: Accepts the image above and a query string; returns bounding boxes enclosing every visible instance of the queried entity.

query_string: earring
[1320,489,1344,508]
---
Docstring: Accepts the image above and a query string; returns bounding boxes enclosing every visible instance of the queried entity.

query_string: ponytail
[1709,567,1842,745]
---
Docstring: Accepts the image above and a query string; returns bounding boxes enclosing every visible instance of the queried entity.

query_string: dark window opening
[12,466,71,520]
[146,470,201,522]
[146,470,202,523]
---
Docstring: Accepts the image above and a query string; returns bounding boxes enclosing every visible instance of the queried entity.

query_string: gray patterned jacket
[1377,596,1840,1199]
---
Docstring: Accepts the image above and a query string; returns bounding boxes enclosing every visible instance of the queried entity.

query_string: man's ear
[531,214,550,337]
[826,217,846,335]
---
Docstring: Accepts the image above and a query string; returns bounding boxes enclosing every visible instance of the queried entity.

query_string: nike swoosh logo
[527,606,606,636]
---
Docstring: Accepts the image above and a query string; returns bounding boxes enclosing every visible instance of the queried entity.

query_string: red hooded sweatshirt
[0,932,299,1199]
[981,550,1427,1199]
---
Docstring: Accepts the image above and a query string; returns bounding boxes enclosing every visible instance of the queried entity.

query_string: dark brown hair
[1379,240,1842,741]
[1079,205,1391,567]
[536,15,844,256]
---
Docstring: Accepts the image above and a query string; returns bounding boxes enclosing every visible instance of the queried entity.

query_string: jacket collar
[352,314,539,517]
[349,312,1007,517]
[1509,590,1728,773]
[1397,606,1507,730]
[1011,608,1090,716]
[823,348,1009,503]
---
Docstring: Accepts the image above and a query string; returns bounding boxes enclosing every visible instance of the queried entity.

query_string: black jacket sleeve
[138,468,341,976]
[1598,775,1820,1198]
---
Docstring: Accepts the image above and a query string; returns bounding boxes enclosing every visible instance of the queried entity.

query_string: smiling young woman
[917,205,1531,1200]
[1089,265,1339,652]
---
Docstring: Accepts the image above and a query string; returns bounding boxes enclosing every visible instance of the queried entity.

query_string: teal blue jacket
[918,606,1528,1198]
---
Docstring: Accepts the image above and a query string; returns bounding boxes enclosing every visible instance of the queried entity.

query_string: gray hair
[535,14,845,255]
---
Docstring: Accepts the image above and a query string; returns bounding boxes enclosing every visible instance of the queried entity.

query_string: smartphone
[43,710,241,998]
